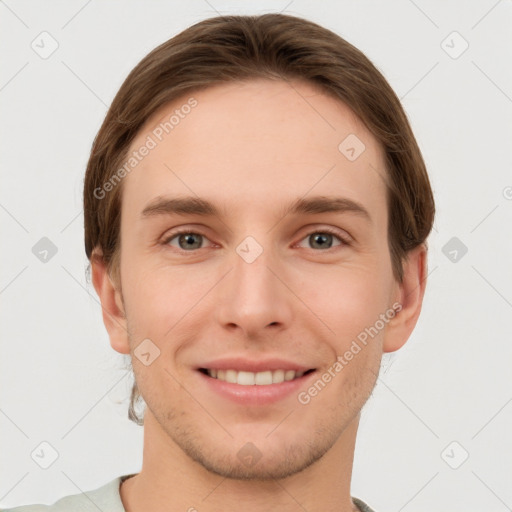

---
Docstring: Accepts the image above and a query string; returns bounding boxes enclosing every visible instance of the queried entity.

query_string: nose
[214,241,294,339]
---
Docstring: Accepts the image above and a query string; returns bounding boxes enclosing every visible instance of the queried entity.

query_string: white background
[1,1,511,511]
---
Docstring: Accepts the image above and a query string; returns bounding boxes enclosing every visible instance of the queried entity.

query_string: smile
[199,368,315,385]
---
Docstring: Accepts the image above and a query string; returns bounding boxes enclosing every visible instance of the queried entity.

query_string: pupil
[177,233,333,250]
[180,233,201,249]
[312,233,331,249]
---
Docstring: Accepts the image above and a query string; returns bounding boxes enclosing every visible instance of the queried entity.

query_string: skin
[92,78,427,512]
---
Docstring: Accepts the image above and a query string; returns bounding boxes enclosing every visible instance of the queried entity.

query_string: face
[104,78,407,479]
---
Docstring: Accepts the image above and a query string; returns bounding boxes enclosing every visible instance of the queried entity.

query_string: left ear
[383,244,428,353]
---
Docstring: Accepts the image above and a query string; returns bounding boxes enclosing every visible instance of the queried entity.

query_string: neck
[120,411,361,512]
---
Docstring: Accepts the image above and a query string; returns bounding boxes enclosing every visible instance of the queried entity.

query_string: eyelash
[161,227,351,253]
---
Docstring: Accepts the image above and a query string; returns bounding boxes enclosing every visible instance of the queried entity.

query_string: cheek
[119,232,394,343]
[120,254,216,338]
[300,264,392,336]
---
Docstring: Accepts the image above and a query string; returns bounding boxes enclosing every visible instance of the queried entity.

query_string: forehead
[122,78,388,224]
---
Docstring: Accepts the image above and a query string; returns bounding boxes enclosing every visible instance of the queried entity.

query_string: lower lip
[197,370,317,406]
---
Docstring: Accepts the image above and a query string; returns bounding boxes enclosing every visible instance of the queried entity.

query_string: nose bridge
[214,235,293,334]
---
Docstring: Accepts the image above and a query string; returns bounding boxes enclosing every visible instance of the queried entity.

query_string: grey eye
[167,232,206,250]
[298,232,343,250]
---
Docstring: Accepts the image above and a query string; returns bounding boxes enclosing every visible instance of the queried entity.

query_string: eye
[162,227,350,253]
[296,228,349,250]
[163,230,213,251]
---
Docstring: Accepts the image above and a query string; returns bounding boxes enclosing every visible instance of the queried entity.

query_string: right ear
[90,250,130,355]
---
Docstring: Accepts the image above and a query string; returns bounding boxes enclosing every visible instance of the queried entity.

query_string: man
[4,12,434,512]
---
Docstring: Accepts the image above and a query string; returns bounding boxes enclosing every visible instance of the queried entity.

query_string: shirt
[1,474,377,512]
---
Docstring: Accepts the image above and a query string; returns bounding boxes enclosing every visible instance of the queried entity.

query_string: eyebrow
[141,195,371,222]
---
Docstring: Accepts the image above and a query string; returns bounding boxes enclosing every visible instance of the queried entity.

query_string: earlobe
[383,244,428,353]
[90,250,130,355]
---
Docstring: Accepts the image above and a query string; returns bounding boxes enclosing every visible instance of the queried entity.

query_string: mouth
[198,368,316,385]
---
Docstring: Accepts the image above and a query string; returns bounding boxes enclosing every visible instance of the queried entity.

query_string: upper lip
[197,357,315,373]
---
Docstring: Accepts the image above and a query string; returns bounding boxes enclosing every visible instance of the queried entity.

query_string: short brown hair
[83,13,435,425]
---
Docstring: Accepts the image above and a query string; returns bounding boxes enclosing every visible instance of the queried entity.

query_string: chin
[185,441,328,481]
[160,414,341,481]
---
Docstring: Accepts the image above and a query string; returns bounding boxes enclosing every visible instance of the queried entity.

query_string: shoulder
[0,474,133,512]
[353,496,378,512]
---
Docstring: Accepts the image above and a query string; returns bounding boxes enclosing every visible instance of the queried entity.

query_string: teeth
[206,368,306,385]
[255,371,272,385]
[272,369,285,383]
[226,369,237,384]
[284,370,296,381]
[238,371,255,385]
